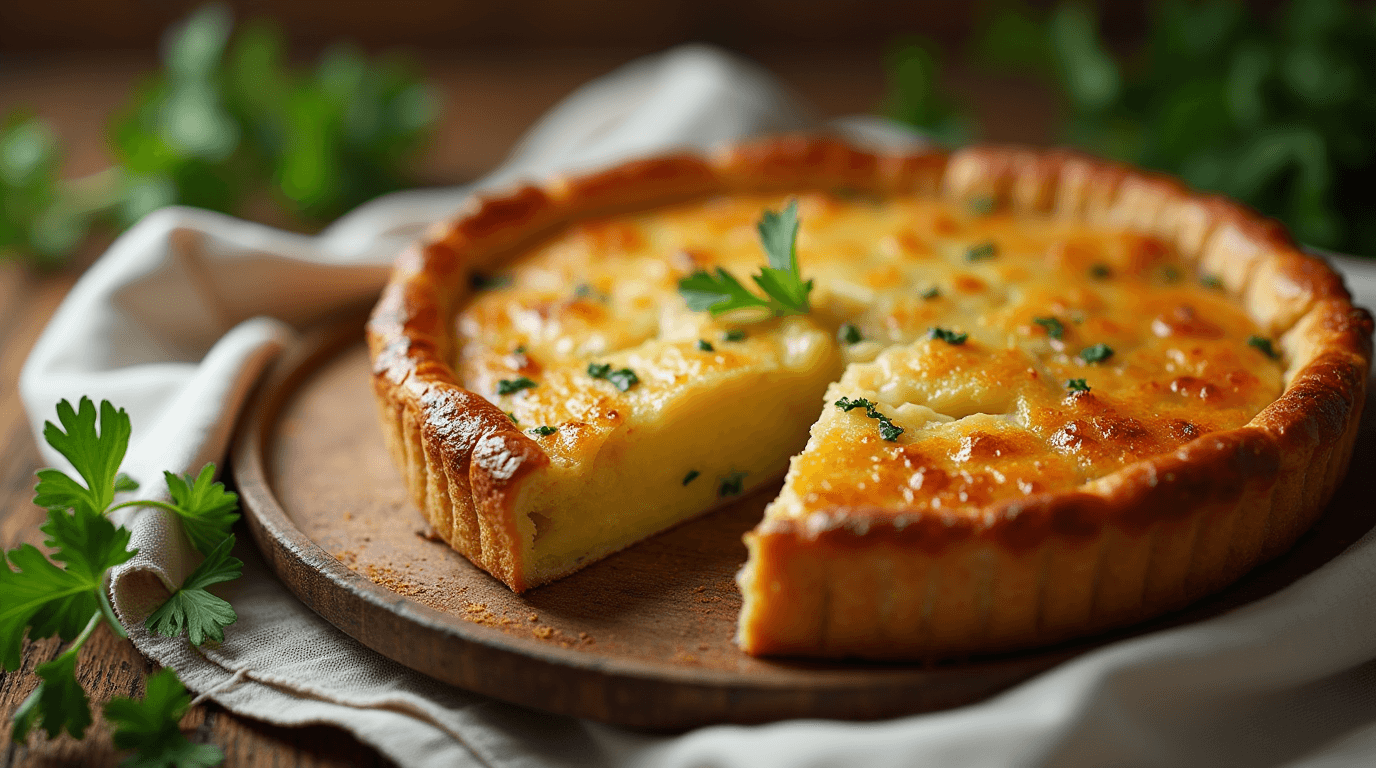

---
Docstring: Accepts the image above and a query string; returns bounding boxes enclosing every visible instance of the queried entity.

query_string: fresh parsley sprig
[6,397,243,765]
[2,5,439,268]
[105,669,225,768]
[678,200,814,318]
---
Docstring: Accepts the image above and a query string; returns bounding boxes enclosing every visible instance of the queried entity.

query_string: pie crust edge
[365,136,1373,658]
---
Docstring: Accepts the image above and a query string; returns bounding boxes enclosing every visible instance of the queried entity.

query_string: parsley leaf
[528,426,558,437]
[1080,343,1114,363]
[1,508,136,669]
[718,471,748,497]
[496,377,537,395]
[1066,378,1091,393]
[1089,263,1112,279]
[145,536,241,647]
[921,286,940,300]
[587,363,639,392]
[105,669,223,768]
[834,397,906,442]
[163,464,239,556]
[965,242,998,262]
[682,470,700,486]
[928,327,968,345]
[723,329,747,342]
[34,398,132,517]
[678,200,813,317]
[12,647,91,741]
[1033,316,1065,340]
[967,195,997,215]
[678,268,772,315]
[1249,336,1280,359]
[696,339,714,352]
[1200,274,1224,290]
[838,323,863,344]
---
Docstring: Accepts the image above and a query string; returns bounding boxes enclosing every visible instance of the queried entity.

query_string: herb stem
[108,499,182,516]
[64,612,103,661]
[97,586,127,639]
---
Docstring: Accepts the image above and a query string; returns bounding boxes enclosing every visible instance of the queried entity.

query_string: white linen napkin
[19,44,1376,768]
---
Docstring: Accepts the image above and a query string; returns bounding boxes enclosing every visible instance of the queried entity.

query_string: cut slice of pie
[368,138,1371,657]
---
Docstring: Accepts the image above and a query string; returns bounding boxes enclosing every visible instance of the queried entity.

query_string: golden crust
[367,136,1371,656]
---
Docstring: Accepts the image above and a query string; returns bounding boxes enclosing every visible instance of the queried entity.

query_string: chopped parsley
[574,283,609,302]
[677,199,813,317]
[1079,343,1114,364]
[1089,263,1112,280]
[718,470,748,497]
[1200,274,1224,290]
[1066,378,1091,393]
[928,327,968,345]
[1249,336,1280,359]
[965,241,998,262]
[682,469,700,486]
[1033,316,1065,340]
[967,195,997,216]
[696,339,714,352]
[513,345,526,354]
[921,285,940,300]
[723,329,747,342]
[587,362,639,392]
[528,426,558,436]
[1162,265,1182,283]
[834,396,905,442]
[838,323,863,344]
[497,377,537,395]
[506,412,519,424]
[470,272,513,290]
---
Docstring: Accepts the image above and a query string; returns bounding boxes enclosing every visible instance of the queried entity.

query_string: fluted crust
[366,136,1371,656]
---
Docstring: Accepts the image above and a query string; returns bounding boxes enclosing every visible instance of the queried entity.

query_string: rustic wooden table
[0,49,1052,766]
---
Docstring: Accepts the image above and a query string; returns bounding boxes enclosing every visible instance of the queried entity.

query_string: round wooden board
[232,310,1376,731]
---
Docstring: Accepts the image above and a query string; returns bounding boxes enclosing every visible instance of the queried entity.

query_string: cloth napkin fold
[19,44,1376,768]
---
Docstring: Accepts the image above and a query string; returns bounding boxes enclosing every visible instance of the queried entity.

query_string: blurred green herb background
[0,3,437,267]
[4,0,1375,268]
[888,0,1376,258]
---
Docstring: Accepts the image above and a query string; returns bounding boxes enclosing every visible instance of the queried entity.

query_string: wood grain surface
[236,311,1376,731]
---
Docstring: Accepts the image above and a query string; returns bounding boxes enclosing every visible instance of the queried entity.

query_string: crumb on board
[459,603,595,648]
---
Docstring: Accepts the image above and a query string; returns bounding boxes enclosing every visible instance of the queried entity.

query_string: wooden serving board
[232,310,1376,730]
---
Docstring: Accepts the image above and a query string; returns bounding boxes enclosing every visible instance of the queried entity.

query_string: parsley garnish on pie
[928,327,968,345]
[496,377,537,395]
[1079,343,1114,363]
[1033,316,1065,340]
[723,329,747,342]
[718,471,748,497]
[921,286,940,300]
[967,195,997,216]
[838,323,863,344]
[1249,336,1280,359]
[965,242,998,262]
[528,426,558,436]
[587,363,640,392]
[1066,378,1091,393]
[1089,263,1112,279]
[696,339,714,352]
[682,470,700,486]
[677,200,813,317]
[834,396,905,442]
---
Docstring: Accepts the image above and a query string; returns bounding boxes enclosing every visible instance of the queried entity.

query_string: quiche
[367,137,1371,658]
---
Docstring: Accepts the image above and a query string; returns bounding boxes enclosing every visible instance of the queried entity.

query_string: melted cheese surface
[454,191,1283,536]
